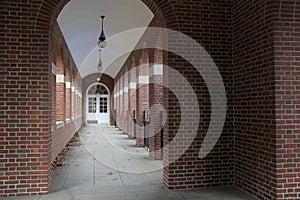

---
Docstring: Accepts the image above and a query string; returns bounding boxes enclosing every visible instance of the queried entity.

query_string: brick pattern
[128,60,137,139]
[2,0,300,199]
[162,0,234,190]
[123,68,129,134]
[274,1,300,199]
[232,0,277,199]
[65,61,71,121]
[116,79,120,128]
[0,0,82,196]
[135,50,150,147]
[55,44,65,123]
[149,45,164,160]
[50,18,83,191]
[0,0,58,196]
[119,75,124,132]
[111,0,235,191]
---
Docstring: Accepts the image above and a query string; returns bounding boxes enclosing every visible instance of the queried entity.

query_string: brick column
[55,49,66,124]
[75,83,78,118]
[71,82,75,121]
[123,69,129,134]
[128,64,137,139]
[149,48,164,159]
[78,83,82,118]
[56,74,66,123]
[273,4,300,199]
[136,50,149,147]
[116,80,120,128]
[65,63,71,123]
[113,90,117,127]
[119,75,124,132]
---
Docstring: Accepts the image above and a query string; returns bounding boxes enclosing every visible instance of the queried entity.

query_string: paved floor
[6,125,258,200]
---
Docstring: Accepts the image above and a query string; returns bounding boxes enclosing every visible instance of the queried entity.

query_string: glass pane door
[99,97,108,113]
[88,97,97,113]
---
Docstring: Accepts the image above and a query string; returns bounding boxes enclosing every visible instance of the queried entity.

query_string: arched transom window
[88,84,108,95]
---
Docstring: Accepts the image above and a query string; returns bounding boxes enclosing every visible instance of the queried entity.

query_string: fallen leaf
[107,172,113,175]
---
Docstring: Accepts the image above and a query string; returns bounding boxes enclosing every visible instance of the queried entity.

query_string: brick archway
[38,0,178,196]
[35,0,178,31]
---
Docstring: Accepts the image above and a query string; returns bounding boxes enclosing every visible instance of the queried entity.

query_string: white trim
[75,90,78,95]
[66,82,71,89]
[138,76,149,84]
[52,63,56,75]
[56,74,65,83]
[130,82,136,89]
[124,86,129,93]
[86,83,110,96]
[150,64,163,76]
[66,119,71,124]
[120,89,123,95]
[116,92,119,97]
[56,121,64,129]
[114,94,116,98]
[71,86,75,92]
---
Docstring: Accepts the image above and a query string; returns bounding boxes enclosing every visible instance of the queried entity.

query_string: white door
[97,95,109,123]
[86,84,110,124]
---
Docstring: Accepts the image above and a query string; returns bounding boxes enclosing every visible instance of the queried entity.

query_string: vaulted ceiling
[57,0,153,78]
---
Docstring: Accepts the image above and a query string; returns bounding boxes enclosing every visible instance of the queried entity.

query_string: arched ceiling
[57,0,154,78]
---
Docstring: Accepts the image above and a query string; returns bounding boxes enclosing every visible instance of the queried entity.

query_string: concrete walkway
[6,124,257,200]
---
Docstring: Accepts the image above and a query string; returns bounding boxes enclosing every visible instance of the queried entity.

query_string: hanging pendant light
[96,49,102,82]
[97,16,107,48]
[98,49,103,72]
[96,16,106,82]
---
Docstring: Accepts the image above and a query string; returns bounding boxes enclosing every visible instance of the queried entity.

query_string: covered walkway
[6,125,256,200]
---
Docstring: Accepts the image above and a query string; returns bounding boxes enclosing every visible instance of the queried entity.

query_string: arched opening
[55,40,65,127]
[86,83,110,124]
[24,0,176,197]
[4,0,298,199]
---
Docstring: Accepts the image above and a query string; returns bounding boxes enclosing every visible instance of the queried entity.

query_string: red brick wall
[128,59,137,139]
[0,0,61,196]
[149,40,164,160]
[50,23,83,132]
[65,60,71,121]
[113,0,235,191]
[55,43,66,122]
[2,0,300,199]
[135,50,150,147]
[116,77,120,128]
[162,0,234,190]
[119,75,124,132]
[123,68,129,134]
[49,17,83,191]
[0,0,82,196]
[232,0,277,199]
[274,1,300,199]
